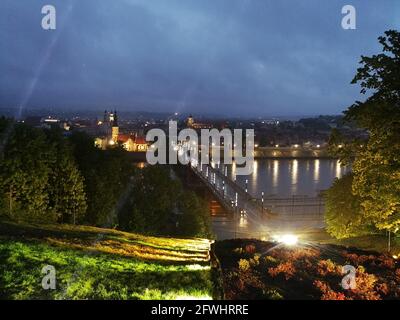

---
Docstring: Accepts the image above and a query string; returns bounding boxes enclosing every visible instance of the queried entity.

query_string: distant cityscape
[0,107,367,153]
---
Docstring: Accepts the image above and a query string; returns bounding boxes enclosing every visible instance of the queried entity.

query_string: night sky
[0,0,398,117]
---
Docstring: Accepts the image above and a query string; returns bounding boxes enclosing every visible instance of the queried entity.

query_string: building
[185,115,213,129]
[95,110,148,152]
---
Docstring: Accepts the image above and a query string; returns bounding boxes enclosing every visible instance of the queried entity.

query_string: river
[209,158,351,239]
[216,158,350,199]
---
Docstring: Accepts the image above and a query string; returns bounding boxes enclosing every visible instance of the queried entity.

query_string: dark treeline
[0,118,211,238]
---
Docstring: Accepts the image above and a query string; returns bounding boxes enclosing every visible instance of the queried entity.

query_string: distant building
[95,110,148,152]
[185,115,213,129]
[24,116,70,130]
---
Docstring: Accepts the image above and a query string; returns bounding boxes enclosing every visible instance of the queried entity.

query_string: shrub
[316,259,341,277]
[268,262,296,280]
[244,244,256,254]
[238,259,251,272]
[263,255,278,266]
[313,280,347,300]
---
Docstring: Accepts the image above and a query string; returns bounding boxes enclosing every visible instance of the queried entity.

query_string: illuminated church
[95,110,148,152]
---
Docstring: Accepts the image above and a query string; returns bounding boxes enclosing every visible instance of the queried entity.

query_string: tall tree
[68,131,134,226]
[330,30,400,234]
[0,123,55,221]
[45,129,87,224]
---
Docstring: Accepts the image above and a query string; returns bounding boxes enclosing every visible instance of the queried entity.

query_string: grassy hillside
[0,221,213,300]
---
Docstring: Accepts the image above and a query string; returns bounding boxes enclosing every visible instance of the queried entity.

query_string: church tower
[104,110,108,123]
[111,109,119,143]
[186,115,194,128]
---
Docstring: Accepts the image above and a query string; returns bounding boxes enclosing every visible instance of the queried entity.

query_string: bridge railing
[190,162,326,220]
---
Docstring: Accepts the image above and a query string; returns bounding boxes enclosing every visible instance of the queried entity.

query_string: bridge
[188,162,326,239]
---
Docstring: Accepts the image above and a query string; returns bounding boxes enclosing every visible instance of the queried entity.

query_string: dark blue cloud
[0,0,398,116]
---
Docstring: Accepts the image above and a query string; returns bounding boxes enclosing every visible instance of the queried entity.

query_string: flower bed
[213,239,400,300]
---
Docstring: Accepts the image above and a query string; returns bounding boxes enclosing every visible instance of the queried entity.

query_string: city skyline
[0,0,399,117]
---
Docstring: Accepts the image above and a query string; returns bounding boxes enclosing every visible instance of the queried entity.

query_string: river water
[209,159,351,239]
[221,158,350,199]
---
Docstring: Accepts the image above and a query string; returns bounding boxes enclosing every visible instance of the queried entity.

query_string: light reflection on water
[229,159,350,198]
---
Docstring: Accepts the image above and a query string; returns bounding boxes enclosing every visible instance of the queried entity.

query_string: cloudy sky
[0,0,398,117]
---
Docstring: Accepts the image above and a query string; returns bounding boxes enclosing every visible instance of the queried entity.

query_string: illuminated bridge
[189,162,326,239]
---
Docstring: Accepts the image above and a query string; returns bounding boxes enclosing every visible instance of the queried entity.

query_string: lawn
[0,221,213,300]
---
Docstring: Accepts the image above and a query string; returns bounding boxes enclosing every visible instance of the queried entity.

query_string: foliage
[325,173,371,239]
[118,165,212,238]
[68,131,134,226]
[45,129,87,224]
[329,30,400,234]
[214,239,400,300]
[268,261,296,280]
[177,190,212,238]
[0,120,211,237]
[0,122,86,223]
[238,259,251,272]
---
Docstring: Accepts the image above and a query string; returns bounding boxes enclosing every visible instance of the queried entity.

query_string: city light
[274,234,298,246]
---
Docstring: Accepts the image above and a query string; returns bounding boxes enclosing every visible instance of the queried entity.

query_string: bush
[268,262,296,280]
[238,259,251,272]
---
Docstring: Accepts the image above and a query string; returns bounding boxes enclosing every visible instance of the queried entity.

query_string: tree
[119,165,181,234]
[118,165,212,237]
[329,30,400,234]
[45,129,87,224]
[325,173,371,239]
[68,131,134,226]
[0,124,87,224]
[177,191,211,238]
[0,123,55,221]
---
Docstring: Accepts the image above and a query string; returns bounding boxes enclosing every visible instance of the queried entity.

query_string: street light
[235,192,238,239]
[274,234,298,246]
[235,192,238,208]
[261,191,264,214]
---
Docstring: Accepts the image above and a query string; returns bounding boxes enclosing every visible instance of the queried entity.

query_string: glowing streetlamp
[235,192,238,239]
[261,191,264,214]
[235,192,238,208]
[274,234,298,246]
